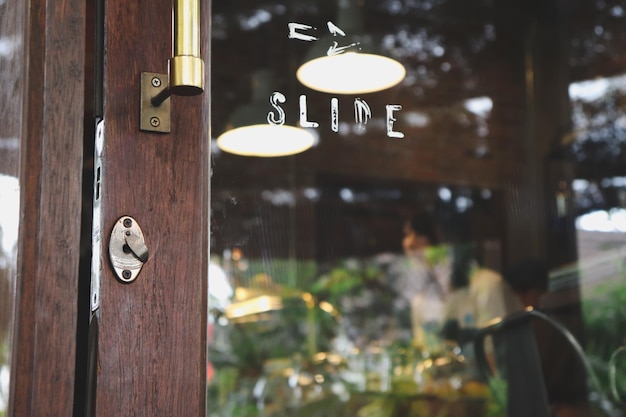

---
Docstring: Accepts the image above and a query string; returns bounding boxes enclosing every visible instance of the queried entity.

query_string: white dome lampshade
[295,0,406,95]
[297,52,406,95]
[217,124,316,157]
[216,70,317,157]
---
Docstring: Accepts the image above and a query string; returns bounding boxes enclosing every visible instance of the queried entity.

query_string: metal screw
[122,270,132,280]
[123,218,133,228]
[151,77,162,88]
[150,117,160,127]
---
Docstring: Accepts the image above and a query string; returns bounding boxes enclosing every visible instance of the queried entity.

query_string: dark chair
[473,307,551,417]
[473,307,612,417]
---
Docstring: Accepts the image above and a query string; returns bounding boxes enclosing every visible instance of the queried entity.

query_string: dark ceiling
[208,0,626,260]
[211,0,626,134]
[211,0,626,181]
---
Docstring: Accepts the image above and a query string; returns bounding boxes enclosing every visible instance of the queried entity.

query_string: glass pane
[209,2,626,417]
[0,0,24,415]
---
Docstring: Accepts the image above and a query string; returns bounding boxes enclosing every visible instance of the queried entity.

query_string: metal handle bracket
[140,72,171,133]
[140,0,204,133]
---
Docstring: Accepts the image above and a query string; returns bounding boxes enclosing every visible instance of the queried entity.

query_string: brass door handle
[140,0,205,133]
[169,0,204,96]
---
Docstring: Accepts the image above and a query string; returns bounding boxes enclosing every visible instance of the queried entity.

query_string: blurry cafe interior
[206,0,626,416]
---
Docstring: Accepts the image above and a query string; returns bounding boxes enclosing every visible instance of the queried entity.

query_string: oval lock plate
[109,216,149,283]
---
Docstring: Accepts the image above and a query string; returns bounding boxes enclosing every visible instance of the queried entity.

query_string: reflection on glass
[210,1,626,417]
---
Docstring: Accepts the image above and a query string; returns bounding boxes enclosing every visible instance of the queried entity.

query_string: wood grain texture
[94,0,210,415]
[9,0,86,415]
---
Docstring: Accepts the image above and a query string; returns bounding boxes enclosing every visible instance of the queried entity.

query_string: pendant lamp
[216,70,317,157]
[296,0,406,95]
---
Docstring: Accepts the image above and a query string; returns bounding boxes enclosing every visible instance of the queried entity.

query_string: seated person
[400,211,451,348]
[442,243,522,345]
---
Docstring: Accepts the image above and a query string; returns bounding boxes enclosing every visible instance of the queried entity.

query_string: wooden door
[5,0,210,416]
[92,0,210,416]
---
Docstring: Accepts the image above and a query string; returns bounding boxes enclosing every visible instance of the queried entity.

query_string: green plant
[582,279,626,407]
[310,258,401,346]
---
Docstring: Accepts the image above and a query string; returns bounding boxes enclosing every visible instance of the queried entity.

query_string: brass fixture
[140,0,204,133]
[169,0,204,96]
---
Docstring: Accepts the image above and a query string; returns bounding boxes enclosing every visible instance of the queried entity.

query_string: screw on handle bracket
[140,1,204,133]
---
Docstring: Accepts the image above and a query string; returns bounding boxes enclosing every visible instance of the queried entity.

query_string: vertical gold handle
[169,0,204,96]
[141,0,204,132]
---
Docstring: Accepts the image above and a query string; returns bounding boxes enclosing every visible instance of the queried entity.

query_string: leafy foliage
[310,258,407,347]
[582,279,626,408]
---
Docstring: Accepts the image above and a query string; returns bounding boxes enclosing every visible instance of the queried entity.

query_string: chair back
[473,308,551,417]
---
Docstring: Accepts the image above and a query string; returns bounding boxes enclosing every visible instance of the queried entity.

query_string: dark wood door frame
[8,0,210,416]
[9,0,85,415]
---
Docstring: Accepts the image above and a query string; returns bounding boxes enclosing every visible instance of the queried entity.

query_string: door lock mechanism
[109,216,149,283]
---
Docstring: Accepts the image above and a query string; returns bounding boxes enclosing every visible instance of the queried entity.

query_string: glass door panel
[209,2,626,416]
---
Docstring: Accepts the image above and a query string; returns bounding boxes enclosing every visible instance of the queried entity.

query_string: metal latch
[109,216,149,283]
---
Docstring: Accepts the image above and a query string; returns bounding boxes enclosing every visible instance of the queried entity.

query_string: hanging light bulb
[297,52,406,95]
[296,0,406,95]
[216,70,316,157]
[217,124,316,157]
